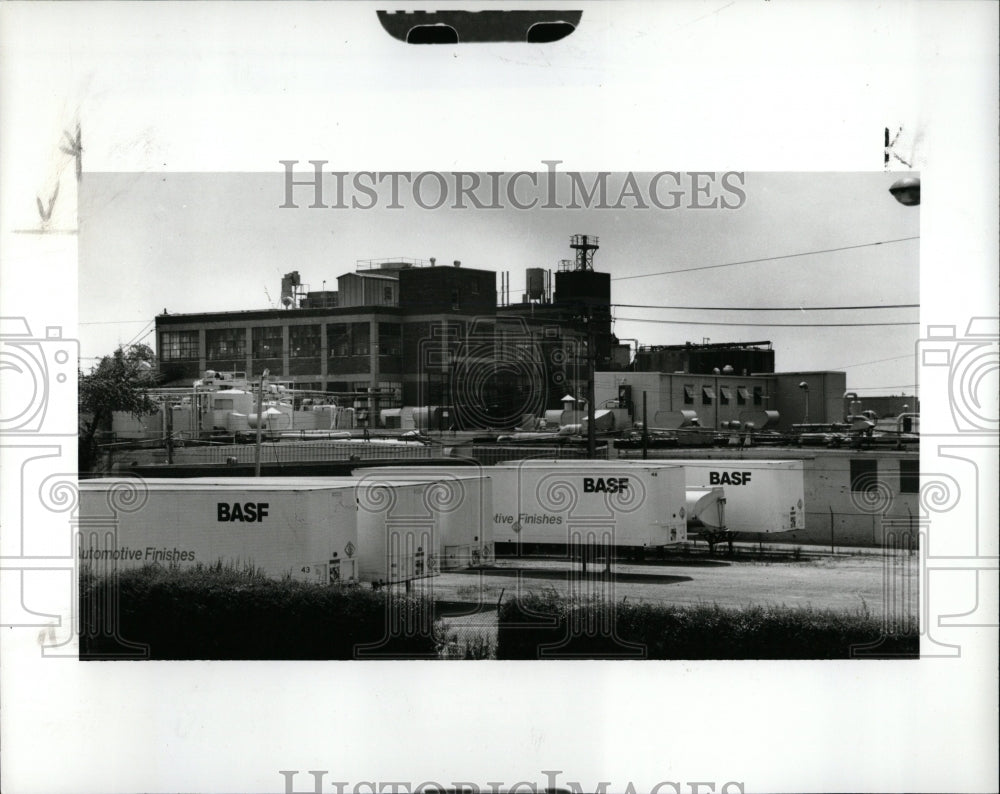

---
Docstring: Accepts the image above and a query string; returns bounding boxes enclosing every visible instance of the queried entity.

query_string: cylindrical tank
[526,267,546,299]
[738,409,780,429]
[411,406,443,430]
[685,486,726,529]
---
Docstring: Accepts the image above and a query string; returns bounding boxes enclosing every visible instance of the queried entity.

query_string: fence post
[642,392,648,460]
[829,505,834,555]
[165,403,174,465]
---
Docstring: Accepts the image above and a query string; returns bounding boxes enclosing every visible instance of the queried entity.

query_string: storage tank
[78,479,360,584]
[654,458,805,533]
[410,406,444,430]
[354,466,493,569]
[206,389,254,430]
[685,486,726,529]
[490,459,687,549]
[525,267,546,300]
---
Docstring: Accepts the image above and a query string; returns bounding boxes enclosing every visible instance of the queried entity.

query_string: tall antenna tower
[569,234,599,270]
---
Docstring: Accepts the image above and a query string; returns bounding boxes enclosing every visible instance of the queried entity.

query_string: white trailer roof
[495,459,682,469]
[80,477,360,492]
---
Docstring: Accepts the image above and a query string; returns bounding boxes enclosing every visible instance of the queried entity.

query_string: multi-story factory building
[155,246,623,429]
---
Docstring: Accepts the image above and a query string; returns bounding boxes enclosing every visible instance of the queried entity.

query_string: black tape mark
[377,10,582,44]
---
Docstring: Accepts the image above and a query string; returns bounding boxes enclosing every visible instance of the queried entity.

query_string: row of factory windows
[160,323,576,363]
[161,324,402,361]
[683,383,764,407]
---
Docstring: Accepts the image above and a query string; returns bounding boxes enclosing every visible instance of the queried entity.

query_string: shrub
[496,593,918,660]
[79,563,437,660]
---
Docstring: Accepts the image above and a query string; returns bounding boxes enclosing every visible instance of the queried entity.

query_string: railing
[355,257,430,270]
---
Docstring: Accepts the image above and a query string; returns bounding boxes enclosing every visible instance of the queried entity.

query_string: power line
[849,384,918,390]
[610,236,920,281]
[613,302,918,311]
[614,316,919,328]
[124,322,155,348]
[829,354,915,370]
[79,320,149,326]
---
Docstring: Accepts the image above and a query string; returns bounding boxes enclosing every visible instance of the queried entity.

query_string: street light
[798,381,810,424]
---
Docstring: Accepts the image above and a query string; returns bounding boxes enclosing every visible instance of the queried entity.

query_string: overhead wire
[612,302,917,311]
[610,236,920,281]
[613,316,918,328]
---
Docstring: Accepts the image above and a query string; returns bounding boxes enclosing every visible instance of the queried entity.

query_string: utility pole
[586,311,596,459]
[254,369,269,477]
[642,391,649,460]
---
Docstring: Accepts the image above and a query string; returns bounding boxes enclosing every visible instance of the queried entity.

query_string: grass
[497,589,918,660]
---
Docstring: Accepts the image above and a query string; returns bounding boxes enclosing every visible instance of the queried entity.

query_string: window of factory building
[377,381,402,408]
[737,386,749,405]
[206,328,246,359]
[383,286,393,303]
[899,459,920,494]
[351,322,370,356]
[719,385,731,405]
[702,386,715,405]
[683,385,695,405]
[160,330,199,361]
[289,325,321,358]
[252,326,283,359]
[327,323,350,357]
[850,459,880,493]
[377,323,402,356]
[753,386,763,406]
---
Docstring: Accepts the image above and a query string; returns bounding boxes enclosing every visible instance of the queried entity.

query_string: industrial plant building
[155,236,621,429]
[153,236,899,432]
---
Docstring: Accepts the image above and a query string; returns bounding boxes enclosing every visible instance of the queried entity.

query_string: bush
[496,592,918,660]
[79,563,438,660]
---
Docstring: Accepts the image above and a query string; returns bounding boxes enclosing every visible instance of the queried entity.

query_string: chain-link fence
[470,444,609,466]
[181,440,436,464]
[435,605,499,659]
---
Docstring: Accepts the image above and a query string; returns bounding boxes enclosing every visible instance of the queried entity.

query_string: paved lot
[419,551,918,619]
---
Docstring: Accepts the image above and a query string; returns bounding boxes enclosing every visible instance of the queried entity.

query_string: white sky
[79,170,919,393]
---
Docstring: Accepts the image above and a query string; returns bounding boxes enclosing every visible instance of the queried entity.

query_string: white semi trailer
[131,476,451,585]
[490,460,687,549]
[353,466,493,569]
[347,479,442,585]
[654,459,806,534]
[78,479,360,584]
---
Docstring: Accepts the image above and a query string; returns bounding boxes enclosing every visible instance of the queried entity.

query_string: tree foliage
[78,344,159,471]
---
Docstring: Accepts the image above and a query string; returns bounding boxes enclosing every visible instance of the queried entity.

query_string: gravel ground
[417,550,918,619]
